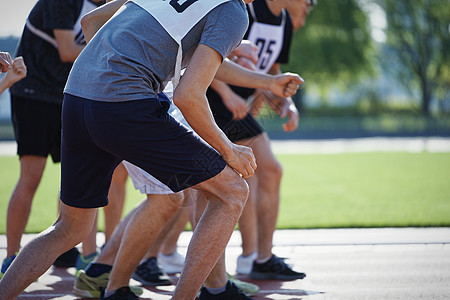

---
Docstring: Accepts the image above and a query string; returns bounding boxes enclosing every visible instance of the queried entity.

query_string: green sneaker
[73,270,143,298]
[0,253,18,279]
[227,273,259,296]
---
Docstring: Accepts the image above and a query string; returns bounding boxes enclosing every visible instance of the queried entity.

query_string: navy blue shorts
[206,88,264,142]
[60,94,226,208]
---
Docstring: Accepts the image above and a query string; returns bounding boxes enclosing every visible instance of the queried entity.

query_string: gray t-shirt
[64,1,248,102]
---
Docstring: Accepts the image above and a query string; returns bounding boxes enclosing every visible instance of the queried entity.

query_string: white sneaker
[157,251,185,274]
[236,251,258,275]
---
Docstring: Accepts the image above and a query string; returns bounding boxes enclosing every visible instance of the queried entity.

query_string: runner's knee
[54,207,97,245]
[220,171,250,214]
[259,158,283,182]
[197,166,250,214]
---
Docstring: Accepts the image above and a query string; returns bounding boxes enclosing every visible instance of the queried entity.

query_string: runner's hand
[259,91,300,132]
[223,91,249,120]
[7,57,27,84]
[230,40,258,66]
[269,73,303,98]
[222,144,256,178]
[0,52,13,73]
[233,56,257,71]
[280,101,299,132]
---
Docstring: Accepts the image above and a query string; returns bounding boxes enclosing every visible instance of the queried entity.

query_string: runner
[0,1,302,299]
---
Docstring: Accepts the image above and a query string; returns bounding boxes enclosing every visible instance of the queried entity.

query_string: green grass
[277,152,450,228]
[0,152,449,233]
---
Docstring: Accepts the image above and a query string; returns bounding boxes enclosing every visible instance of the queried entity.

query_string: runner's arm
[215,59,303,98]
[53,29,85,62]
[173,45,256,178]
[81,0,126,43]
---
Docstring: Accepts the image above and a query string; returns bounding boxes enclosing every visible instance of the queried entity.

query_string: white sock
[256,255,272,264]
[205,282,227,294]
[103,290,116,298]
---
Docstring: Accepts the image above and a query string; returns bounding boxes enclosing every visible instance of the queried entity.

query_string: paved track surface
[1,228,449,299]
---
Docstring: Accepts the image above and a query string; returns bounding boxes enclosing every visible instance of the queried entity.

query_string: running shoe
[73,270,143,298]
[53,247,79,268]
[198,281,254,300]
[0,253,17,279]
[157,251,185,274]
[227,273,259,296]
[235,252,257,275]
[75,251,98,276]
[132,257,172,286]
[249,255,306,280]
[100,286,138,300]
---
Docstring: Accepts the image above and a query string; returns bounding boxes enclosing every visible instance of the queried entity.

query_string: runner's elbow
[173,86,199,109]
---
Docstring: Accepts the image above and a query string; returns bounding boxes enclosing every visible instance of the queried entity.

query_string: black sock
[85,263,112,277]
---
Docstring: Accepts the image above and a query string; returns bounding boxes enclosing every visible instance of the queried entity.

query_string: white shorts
[124,100,194,195]
[122,160,173,194]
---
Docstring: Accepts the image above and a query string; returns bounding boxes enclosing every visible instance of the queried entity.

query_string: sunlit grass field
[0,151,449,234]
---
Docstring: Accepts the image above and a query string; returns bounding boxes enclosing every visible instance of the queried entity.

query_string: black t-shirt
[208,0,294,100]
[10,0,103,104]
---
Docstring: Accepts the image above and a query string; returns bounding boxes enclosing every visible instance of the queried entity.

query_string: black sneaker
[100,286,138,300]
[249,255,306,280]
[198,281,254,300]
[131,257,172,286]
[53,247,80,268]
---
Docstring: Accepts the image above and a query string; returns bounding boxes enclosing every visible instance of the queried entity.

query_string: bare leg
[204,253,228,288]
[103,163,128,243]
[160,207,189,256]
[173,165,248,299]
[95,200,148,266]
[81,213,98,256]
[0,203,97,300]
[142,203,187,260]
[106,193,183,292]
[6,155,47,257]
[95,193,183,265]
[246,133,282,260]
[192,191,228,289]
[236,173,258,257]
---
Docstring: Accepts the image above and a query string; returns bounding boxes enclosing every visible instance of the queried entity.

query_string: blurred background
[0,0,449,140]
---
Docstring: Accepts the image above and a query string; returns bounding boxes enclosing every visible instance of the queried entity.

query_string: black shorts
[206,88,264,143]
[60,94,226,208]
[11,95,62,163]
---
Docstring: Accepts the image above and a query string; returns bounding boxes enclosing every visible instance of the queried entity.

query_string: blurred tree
[377,0,450,115]
[284,0,374,105]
